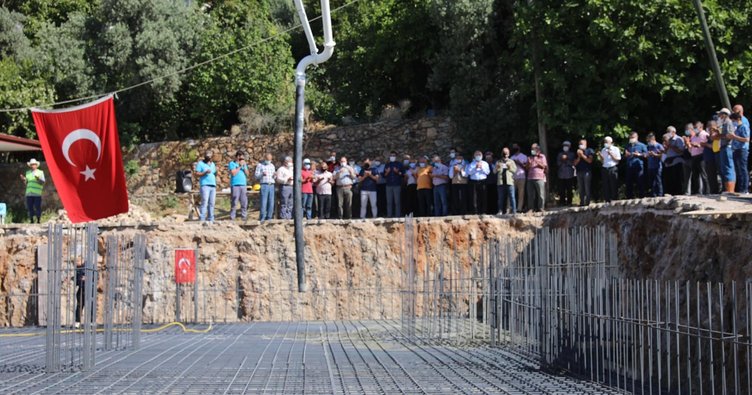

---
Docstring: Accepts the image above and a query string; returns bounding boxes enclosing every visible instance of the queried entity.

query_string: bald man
[733,104,750,129]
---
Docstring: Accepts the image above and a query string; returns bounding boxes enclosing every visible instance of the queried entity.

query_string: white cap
[303,158,311,164]
[718,108,731,115]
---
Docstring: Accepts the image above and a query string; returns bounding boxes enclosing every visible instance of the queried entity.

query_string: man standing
[556,141,576,206]
[646,133,665,197]
[663,126,687,195]
[383,151,404,218]
[334,157,356,219]
[466,151,490,215]
[573,139,594,206]
[717,109,737,193]
[688,123,709,195]
[431,155,450,216]
[404,159,418,216]
[20,158,45,223]
[358,158,380,218]
[624,132,647,199]
[729,113,750,194]
[511,144,528,212]
[301,158,315,219]
[598,137,621,203]
[373,156,387,216]
[484,151,498,214]
[275,156,294,219]
[314,161,333,219]
[525,143,548,212]
[703,121,721,194]
[415,157,434,216]
[255,153,276,222]
[228,151,250,221]
[733,104,750,129]
[195,150,217,223]
[494,148,517,214]
[449,152,469,215]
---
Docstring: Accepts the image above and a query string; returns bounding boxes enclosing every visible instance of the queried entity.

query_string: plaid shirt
[254,162,276,184]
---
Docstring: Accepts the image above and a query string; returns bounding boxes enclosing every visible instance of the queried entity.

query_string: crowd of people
[189,105,750,223]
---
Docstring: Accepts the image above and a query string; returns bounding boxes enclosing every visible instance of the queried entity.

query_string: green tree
[0,58,55,137]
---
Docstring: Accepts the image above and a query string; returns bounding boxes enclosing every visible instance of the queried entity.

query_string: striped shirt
[255,162,276,184]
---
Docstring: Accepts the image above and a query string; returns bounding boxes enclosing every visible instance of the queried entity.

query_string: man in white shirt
[510,144,528,212]
[598,136,622,202]
[466,150,491,214]
[275,156,294,219]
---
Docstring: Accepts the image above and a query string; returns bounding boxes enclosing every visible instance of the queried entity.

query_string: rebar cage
[44,224,146,372]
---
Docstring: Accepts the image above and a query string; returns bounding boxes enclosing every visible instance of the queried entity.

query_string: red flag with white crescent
[30,95,128,223]
[175,249,196,284]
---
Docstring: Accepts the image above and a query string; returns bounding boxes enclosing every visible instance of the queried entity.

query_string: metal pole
[194,245,199,323]
[692,0,732,109]
[293,78,307,293]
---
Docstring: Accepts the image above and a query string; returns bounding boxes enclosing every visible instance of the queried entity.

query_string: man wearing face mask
[301,158,315,219]
[255,153,276,222]
[716,109,736,193]
[729,112,750,194]
[645,133,665,197]
[384,151,404,218]
[623,132,647,199]
[466,150,490,215]
[228,150,250,221]
[573,139,595,206]
[195,150,217,223]
[494,148,517,214]
[525,144,548,212]
[597,137,621,203]
[663,125,686,195]
[334,157,357,219]
[556,141,576,206]
[373,156,387,216]
[358,158,380,218]
[431,155,450,216]
[275,156,294,219]
[404,158,418,216]
[327,151,338,217]
[510,144,528,212]
[449,152,469,215]
[687,122,709,195]
[415,156,434,216]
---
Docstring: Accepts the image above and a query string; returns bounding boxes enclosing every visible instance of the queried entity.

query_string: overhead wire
[0,0,360,113]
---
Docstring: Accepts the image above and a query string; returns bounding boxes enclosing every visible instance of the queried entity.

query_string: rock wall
[2,197,749,327]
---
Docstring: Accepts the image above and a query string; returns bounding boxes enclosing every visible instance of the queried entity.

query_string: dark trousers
[663,164,683,196]
[376,184,387,217]
[405,184,417,216]
[450,183,469,215]
[318,194,331,219]
[469,181,487,215]
[690,155,708,195]
[486,181,498,214]
[331,186,339,219]
[577,171,592,206]
[734,148,750,193]
[417,188,433,217]
[75,283,93,324]
[26,195,41,222]
[558,177,575,206]
[705,155,720,194]
[648,167,663,197]
[602,166,619,202]
[624,166,644,199]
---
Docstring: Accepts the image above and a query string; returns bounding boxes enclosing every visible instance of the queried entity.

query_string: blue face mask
[685,130,691,136]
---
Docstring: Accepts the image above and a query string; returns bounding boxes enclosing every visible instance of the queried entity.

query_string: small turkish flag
[31,95,128,223]
[175,249,196,284]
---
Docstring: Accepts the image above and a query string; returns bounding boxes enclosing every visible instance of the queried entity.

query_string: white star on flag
[80,166,97,181]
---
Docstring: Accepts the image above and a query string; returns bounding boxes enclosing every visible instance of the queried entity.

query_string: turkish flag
[175,249,196,284]
[31,95,128,223]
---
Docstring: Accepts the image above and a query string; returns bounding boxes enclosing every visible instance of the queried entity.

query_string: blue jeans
[259,184,275,221]
[497,185,516,214]
[719,146,735,184]
[734,148,749,193]
[386,185,401,218]
[199,185,216,222]
[26,195,42,221]
[648,167,663,197]
[433,184,448,216]
[303,193,314,219]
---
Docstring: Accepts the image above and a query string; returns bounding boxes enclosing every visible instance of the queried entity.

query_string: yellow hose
[0,321,213,338]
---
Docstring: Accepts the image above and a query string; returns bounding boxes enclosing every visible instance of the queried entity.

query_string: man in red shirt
[525,143,548,212]
[301,158,315,219]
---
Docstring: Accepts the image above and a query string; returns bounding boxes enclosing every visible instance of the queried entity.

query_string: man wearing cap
[623,132,648,199]
[20,158,45,223]
[228,151,250,221]
[597,137,621,203]
[276,156,294,219]
[556,141,576,206]
[716,109,736,193]
[195,151,217,223]
[729,112,750,194]
[255,153,276,222]
[301,158,315,219]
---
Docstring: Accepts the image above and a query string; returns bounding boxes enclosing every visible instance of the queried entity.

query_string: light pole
[292,0,335,292]
[691,0,731,109]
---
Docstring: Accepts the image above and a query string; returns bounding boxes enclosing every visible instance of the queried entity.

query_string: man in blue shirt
[729,112,750,194]
[358,159,380,218]
[717,109,737,193]
[383,151,404,218]
[623,132,648,198]
[645,133,665,197]
[573,139,595,206]
[228,150,249,221]
[733,104,750,130]
[195,150,217,223]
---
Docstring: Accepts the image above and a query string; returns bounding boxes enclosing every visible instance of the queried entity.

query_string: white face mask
[389,156,396,162]
[531,150,537,156]
[373,161,381,167]
[449,152,456,159]
[579,144,586,150]
[474,155,482,162]
[563,146,570,152]
[329,156,336,162]
[604,143,611,149]
[304,164,311,170]
[419,163,426,168]
[340,162,347,167]
[629,138,637,144]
